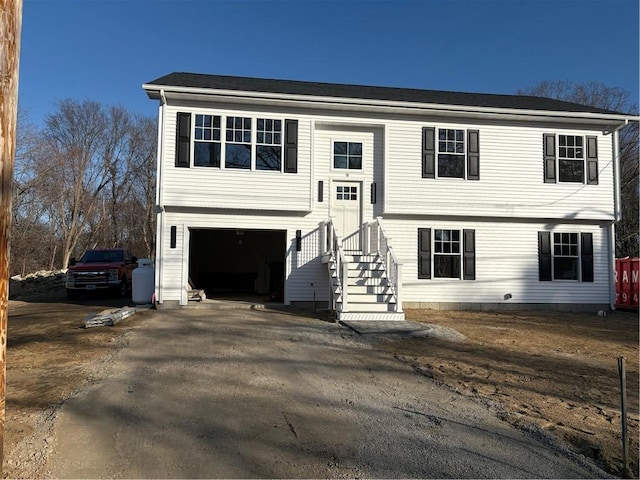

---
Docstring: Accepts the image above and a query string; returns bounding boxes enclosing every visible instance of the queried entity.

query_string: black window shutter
[170,226,177,249]
[581,233,594,282]
[543,133,556,183]
[586,136,598,185]
[467,130,480,181]
[463,229,476,280]
[284,119,298,173]
[538,231,552,281]
[418,228,431,279]
[176,112,191,168]
[422,127,435,179]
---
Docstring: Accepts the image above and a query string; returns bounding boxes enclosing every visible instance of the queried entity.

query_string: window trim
[436,129,466,180]
[193,113,221,168]
[557,134,585,183]
[552,232,580,281]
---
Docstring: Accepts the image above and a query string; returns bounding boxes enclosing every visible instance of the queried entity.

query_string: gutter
[154,89,167,304]
[607,119,629,310]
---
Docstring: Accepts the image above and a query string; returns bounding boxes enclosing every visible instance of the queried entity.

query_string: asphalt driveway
[44,304,605,478]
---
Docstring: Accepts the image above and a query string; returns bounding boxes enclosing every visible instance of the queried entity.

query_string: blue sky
[18,0,640,126]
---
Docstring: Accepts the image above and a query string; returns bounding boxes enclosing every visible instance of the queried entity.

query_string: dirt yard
[3,295,154,478]
[2,290,638,478]
[389,309,639,478]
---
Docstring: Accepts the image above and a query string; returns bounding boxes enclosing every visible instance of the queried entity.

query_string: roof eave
[142,83,638,127]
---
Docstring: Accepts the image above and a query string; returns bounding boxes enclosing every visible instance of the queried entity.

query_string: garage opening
[189,228,286,302]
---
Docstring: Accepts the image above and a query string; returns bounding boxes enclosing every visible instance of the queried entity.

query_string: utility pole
[0,0,23,474]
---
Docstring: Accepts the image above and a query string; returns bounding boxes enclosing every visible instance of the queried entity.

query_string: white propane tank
[132,259,155,305]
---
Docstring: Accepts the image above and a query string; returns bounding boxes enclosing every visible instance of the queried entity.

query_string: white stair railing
[323,218,349,313]
[366,217,403,312]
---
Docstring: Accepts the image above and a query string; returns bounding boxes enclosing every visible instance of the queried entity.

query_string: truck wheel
[119,276,128,297]
[66,289,79,300]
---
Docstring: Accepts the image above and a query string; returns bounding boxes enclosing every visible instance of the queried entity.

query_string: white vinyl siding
[385,121,614,220]
[382,218,610,305]
[160,105,312,212]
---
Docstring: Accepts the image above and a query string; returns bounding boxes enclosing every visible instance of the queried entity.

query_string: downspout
[609,120,628,310]
[154,89,167,304]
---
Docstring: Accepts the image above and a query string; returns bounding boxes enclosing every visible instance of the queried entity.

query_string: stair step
[338,311,405,321]
[346,254,380,262]
[349,277,390,287]
[348,285,393,295]
[348,272,386,280]
[347,293,395,303]
[347,263,385,272]
[337,302,396,313]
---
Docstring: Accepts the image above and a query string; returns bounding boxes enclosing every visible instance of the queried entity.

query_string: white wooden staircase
[322,218,404,322]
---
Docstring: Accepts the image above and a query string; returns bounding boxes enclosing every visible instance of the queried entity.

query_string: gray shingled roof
[144,72,624,115]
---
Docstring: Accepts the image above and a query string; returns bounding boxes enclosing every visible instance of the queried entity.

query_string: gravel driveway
[43,304,605,478]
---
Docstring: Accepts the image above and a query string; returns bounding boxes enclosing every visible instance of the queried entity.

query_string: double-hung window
[256,119,282,171]
[422,127,480,180]
[543,133,598,184]
[538,231,594,282]
[225,116,252,169]
[437,129,465,178]
[552,232,580,280]
[194,114,221,167]
[558,135,584,182]
[418,228,476,280]
[433,229,461,278]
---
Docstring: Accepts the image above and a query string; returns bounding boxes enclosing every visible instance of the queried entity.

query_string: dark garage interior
[189,228,286,301]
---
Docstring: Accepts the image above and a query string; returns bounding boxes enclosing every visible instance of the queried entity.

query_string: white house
[143,72,635,318]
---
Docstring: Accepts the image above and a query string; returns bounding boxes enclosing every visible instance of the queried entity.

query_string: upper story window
[194,114,221,167]
[175,112,298,173]
[558,135,584,182]
[333,142,362,170]
[422,127,480,181]
[437,129,465,178]
[225,117,252,169]
[256,119,282,171]
[543,133,598,185]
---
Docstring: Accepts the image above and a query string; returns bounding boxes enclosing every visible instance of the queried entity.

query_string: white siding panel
[160,105,312,212]
[158,219,186,302]
[381,218,610,305]
[385,121,614,220]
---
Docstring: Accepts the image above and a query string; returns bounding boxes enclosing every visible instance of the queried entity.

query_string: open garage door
[189,228,286,302]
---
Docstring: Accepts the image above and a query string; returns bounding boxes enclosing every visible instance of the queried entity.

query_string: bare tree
[517,81,639,257]
[11,101,157,274]
[125,115,157,258]
[11,109,60,274]
[39,99,110,268]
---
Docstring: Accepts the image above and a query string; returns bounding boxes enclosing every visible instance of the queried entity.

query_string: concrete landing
[340,319,431,336]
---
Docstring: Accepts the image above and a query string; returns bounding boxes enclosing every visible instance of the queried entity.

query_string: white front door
[331,181,362,251]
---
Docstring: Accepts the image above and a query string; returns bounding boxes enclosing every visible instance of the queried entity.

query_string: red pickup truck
[65,248,138,299]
